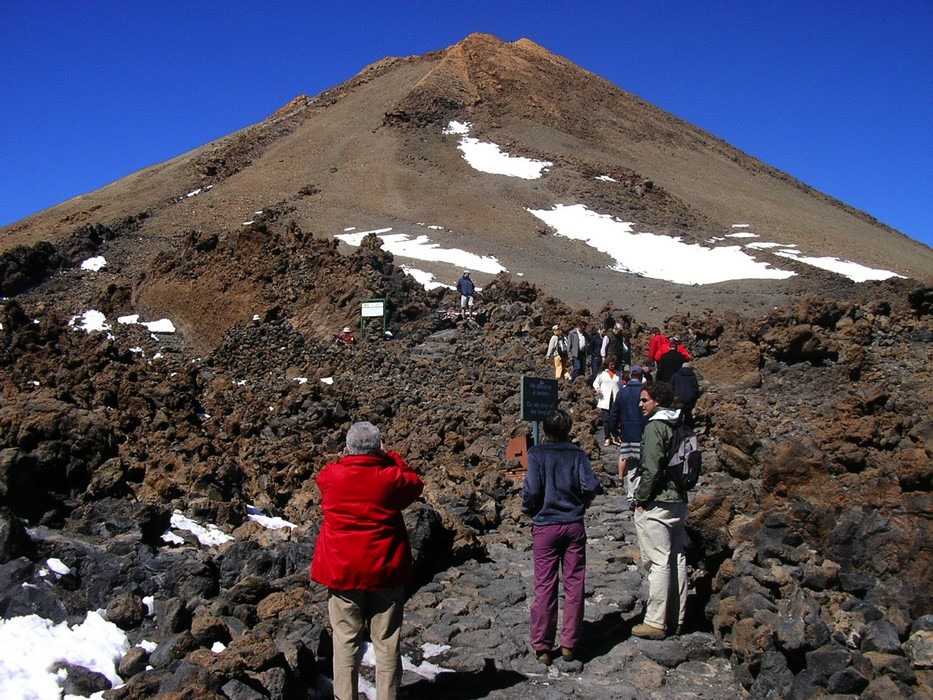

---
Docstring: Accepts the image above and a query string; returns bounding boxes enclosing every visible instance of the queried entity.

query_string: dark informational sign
[520,375,558,422]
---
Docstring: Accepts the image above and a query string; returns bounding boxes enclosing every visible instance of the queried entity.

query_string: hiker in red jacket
[311,421,424,700]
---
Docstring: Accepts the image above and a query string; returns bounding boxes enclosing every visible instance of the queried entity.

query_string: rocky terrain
[0,32,931,700]
[0,218,931,698]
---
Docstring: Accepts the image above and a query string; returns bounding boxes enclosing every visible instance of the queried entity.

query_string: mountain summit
[2,32,931,341]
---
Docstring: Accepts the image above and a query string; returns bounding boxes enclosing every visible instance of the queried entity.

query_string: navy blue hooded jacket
[521,442,600,526]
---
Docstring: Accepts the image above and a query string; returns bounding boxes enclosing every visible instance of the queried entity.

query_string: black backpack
[665,419,702,490]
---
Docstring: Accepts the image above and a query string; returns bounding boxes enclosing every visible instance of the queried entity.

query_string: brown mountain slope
[2,33,931,342]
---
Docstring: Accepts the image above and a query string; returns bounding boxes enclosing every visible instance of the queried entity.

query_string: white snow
[246,505,297,530]
[401,267,455,291]
[68,310,111,333]
[773,251,907,282]
[0,611,129,699]
[528,204,796,284]
[80,256,107,271]
[336,229,505,275]
[45,559,71,576]
[162,510,233,546]
[118,314,176,334]
[445,121,551,179]
[142,319,176,334]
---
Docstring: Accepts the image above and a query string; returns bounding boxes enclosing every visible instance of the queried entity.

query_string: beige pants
[635,502,688,632]
[328,585,405,700]
[553,355,570,380]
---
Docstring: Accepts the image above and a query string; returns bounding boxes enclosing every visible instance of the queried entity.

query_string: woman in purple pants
[521,409,601,665]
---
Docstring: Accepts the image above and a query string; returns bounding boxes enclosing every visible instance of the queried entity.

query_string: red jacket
[311,451,424,591]
[652,339,692,363]
[648,334,669,363]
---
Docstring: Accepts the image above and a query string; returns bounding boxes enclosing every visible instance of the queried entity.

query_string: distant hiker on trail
[606,323,631,369]
[592,355,621,446]
[587,327,604,384]
[656,334,690,383]
[632,381,687,640]
[546,325,571,380]
[608,365,649,509]
[310,421,424,700]
[647,327,669,365]
[670,361,701,428]
[568,320,589,383]
[641,360,655,384]
[334,326,356,346]
[456,270,476,319]
[521,409,600,666]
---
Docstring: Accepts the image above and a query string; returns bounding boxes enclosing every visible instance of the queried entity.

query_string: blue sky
[1,1,930,248]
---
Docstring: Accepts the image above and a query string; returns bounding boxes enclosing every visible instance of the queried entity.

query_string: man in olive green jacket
[632,381,687,639]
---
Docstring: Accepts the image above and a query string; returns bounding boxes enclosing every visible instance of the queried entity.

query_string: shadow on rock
[579,611,633,662]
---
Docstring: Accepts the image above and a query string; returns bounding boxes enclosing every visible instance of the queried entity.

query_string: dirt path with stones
[392,446,745,699]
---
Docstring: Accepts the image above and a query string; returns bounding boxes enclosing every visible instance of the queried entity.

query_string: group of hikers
[548,322,700,429]
[532,323,700,665]
[309,319,702,698]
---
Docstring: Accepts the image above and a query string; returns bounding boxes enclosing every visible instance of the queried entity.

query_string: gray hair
[346,421,382,455]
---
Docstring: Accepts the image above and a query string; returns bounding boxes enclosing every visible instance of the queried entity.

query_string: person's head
[342,327,351,334]
[640,381,674,416]
[605,354,617,369]
[552,324,561,335]
[463,270,470,278]
[346,421,383,455]
[669,334,680,344]
[577,320,586,331]
[630,366,644,381]
[650,327,660,335]
[542,409,572,442]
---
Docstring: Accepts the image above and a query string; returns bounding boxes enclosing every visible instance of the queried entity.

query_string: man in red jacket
[311,421,424,700]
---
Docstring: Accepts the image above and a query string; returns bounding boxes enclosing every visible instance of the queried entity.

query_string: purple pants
[530,521,587,652]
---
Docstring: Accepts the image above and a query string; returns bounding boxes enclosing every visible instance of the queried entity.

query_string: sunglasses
[639,397,652,404]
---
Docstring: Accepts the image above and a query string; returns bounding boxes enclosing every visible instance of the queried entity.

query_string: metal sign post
[360,298,386,338]
[520,375,559,445]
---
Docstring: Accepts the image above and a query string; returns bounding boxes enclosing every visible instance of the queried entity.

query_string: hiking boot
[631,623,666,639]
[560,646,576,662]
[535,650,553,666]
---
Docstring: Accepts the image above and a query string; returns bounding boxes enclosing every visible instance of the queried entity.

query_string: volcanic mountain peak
[2,33,931,337]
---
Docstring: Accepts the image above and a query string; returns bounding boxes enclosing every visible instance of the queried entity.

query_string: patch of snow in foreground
[68,310,112,333]
[360,641,454,686]
[0,611,128,699]
[528,204,795,285]
[163,510,233,546]
[445,121,551,179]
[337,229,505,275]
[142,319,176,334]
[118,314,176,334]
[247,505,297,530]
[773,251,905,282]
[80,256,107,271]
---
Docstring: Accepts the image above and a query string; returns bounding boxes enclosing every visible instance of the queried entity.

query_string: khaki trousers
[553,355,570,380]
[328,585,405,700]
[634,502,688,632]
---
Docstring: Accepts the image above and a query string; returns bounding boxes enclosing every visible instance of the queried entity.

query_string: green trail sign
[520,375,558,422]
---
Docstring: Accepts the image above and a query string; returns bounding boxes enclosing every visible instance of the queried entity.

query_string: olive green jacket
[635,408,686,504]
